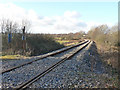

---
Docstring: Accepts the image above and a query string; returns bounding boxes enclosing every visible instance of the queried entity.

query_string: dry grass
[55,39,81,46]
[96,43,118,69]
[1,55,29,60]
[96,42,119,88]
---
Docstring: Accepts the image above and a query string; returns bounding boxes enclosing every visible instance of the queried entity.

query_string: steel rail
[14,40,91,90]
[2,40,88,74]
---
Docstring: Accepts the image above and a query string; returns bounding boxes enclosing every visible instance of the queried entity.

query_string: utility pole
[22,26,26,56]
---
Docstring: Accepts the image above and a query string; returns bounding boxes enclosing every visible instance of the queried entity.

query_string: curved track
[13,40,91,89]
[2,40,88,74]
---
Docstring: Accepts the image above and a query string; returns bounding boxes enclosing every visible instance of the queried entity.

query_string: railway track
[2,40,91,89]
[2,40,88,74]
[14,40,91,89]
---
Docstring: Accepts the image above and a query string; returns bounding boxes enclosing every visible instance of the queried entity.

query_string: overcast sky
[0,0,118,34]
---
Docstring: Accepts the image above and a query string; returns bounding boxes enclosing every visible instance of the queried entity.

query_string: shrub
[2,33,64,56]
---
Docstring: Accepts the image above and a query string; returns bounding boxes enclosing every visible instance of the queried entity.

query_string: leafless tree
[0,18,31,34]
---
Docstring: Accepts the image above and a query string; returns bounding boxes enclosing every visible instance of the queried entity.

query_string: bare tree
[0,18,6,33]
[0,18,31,34]
[0,19,17,34]
[0,18,31,55]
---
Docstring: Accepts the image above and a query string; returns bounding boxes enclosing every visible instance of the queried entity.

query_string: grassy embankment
[87,25,118,70]
[95,42,118,88]
[96,43,118,69]
[1,34,83,59]
[87,24,119,88]
[1,34,65,60]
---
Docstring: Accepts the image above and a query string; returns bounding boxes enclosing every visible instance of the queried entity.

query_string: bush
[2,33,64,56]
[87,25,119,47]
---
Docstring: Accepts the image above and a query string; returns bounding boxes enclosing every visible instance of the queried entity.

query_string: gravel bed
[2,43,84,88]
[27,42,114,88]
[2,57,37,71]
[2,57,62,88]
[52,45,80,58]
[2,41,115,89]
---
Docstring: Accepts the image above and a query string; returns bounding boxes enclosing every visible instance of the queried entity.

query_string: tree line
[87,24,119,47]
[0,19,64,56]
[1,18,118,56]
